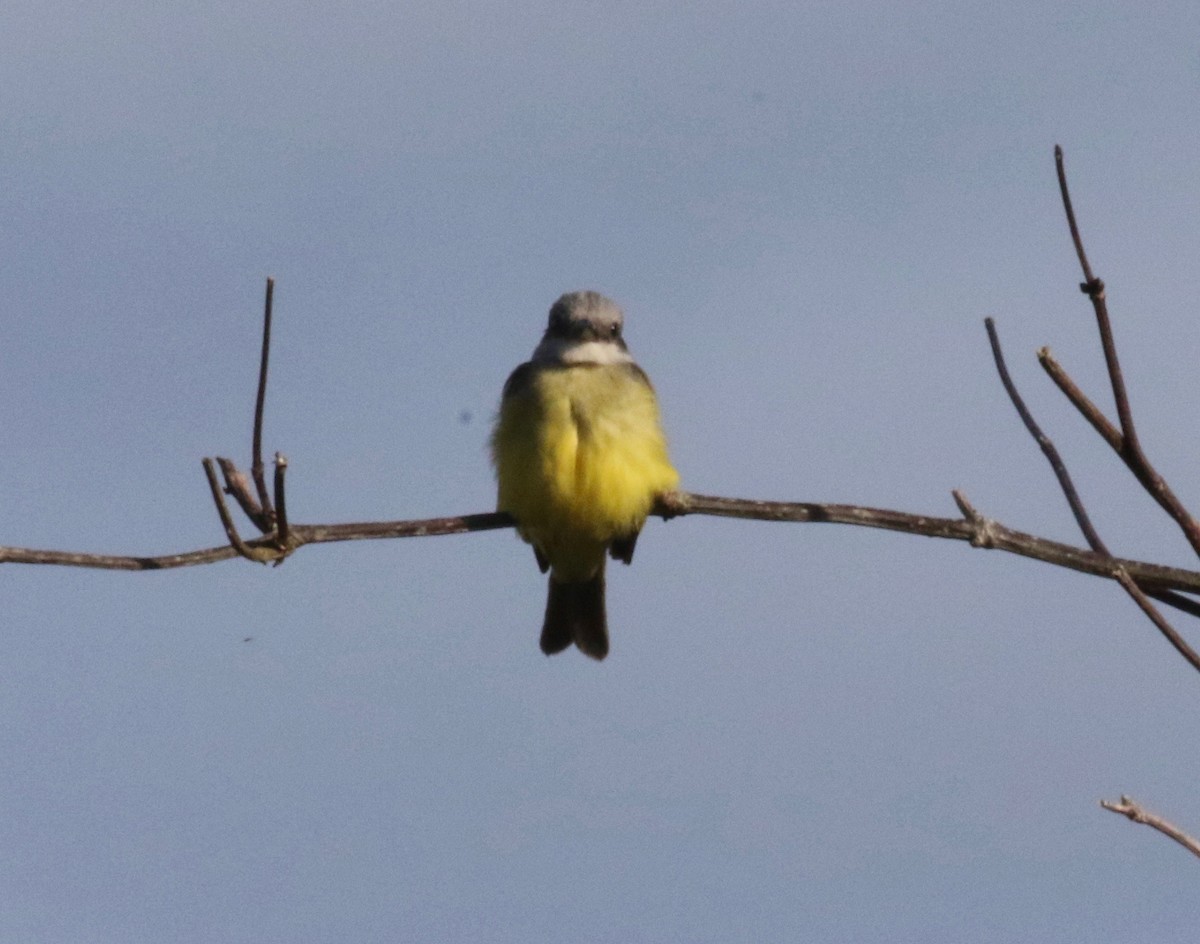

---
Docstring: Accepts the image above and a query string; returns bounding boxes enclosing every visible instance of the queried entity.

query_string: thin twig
[1055,145,1135,445]
[1142,590,1200,618]
[986,319,1107,552]
[203,458,268,564]
[274,452,290,552]
[1055,145,1098,297]
[1100,794,1200,860]
[1145,588,1200,620]
[251,277,276,525]
[1054,146,1200,556]
[1037,348,1122,452]
[215,456,265,529]
[1113,571,1200,672]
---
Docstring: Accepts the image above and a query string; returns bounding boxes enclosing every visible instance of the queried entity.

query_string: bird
[490,291,679,660]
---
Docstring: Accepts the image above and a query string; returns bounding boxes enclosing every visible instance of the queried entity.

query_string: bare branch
[251,277,276,525]
[986,319,1107,552]
[1113,572,1200,672]
[0,543,242,571]
[1054,145,1098,288]
[216,456,266,528]
[1037,348,1122,452]
[1054,146,1200,557]
[657,492,1200,596]
[1055,145,1134,444]
[273,452,290,554]
[1100,794,1200,860]
[7,493,1200,604]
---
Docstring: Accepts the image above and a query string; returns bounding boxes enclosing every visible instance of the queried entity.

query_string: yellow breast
[491,362,678,576]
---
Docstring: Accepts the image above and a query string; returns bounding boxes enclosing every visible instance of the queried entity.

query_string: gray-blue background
[3,1,1199,940]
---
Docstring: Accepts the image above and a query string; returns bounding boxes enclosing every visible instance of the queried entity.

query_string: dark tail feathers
[541,573,608,660]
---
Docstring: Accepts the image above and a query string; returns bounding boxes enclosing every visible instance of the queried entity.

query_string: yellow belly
[491,363,679,580]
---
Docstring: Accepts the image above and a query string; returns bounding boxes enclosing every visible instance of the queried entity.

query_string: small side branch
[986,319,1106,552]
[951,489,996,548]
[1100,795,1200,861]
[251,277,276,526]
[1037,349,1122,452]
[274,453,290,551]
[1056,145,1134,445]
[215,456,265,528]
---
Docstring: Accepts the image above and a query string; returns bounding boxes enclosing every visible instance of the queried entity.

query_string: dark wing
[498,360,550,572]
[501,361,537,401]
[610,362,664,566]
[609,532,639,565]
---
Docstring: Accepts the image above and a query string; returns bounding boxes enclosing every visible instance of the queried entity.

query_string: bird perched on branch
[491,291,679,660]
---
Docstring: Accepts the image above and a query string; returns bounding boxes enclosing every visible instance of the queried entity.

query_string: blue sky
[3,1,1200,940]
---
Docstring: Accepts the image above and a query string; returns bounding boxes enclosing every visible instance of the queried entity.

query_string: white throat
[533,338,634,366]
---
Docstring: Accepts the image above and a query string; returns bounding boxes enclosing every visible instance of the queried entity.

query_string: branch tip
[1100,794,1200,860]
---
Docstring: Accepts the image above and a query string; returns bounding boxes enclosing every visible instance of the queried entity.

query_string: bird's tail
[541,571,608,660]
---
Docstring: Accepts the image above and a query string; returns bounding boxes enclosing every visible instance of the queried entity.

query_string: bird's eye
[547,302,569,331]
[609,324,621,338]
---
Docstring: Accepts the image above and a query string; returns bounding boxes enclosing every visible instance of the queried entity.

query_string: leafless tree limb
[1100,795,1200,860]
[7,489,1200,596]
[984,317,1200,672]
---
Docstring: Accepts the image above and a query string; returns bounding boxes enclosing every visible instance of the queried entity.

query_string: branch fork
[1100,795,1200,860]
[202,278,293,565]
[951,490,996,548]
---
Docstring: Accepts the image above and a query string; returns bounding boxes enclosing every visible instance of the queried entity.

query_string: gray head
[533,291,633,365]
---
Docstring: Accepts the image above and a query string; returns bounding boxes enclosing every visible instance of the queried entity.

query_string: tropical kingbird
[490,291,679,660]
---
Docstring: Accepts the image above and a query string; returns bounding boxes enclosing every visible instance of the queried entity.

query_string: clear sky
[3,1,1200,941]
